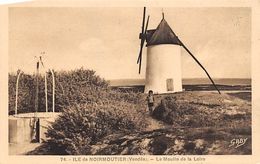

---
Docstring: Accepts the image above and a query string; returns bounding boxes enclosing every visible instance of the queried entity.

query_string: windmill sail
[137,7,150,74]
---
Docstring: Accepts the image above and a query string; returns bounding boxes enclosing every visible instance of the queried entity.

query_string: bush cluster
[46,102,143,155]
[152,96,212,127]
[9,68,147,154]
[152,92,251,128]
[9,73,36,114]
[9,68,144,114]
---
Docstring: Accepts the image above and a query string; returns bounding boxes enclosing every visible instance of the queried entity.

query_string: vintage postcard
[0,0,260,164]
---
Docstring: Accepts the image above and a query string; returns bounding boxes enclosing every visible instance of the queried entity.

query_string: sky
[8,7,251,79]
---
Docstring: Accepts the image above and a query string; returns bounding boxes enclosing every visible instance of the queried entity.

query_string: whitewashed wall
[145,44,182,94]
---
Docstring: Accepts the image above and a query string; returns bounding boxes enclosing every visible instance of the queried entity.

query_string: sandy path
[144,112,172,131]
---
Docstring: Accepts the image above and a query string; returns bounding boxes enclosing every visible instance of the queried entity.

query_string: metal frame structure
[14,67,55,116]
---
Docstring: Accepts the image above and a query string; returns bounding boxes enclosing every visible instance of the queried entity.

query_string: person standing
[147,90,155,115]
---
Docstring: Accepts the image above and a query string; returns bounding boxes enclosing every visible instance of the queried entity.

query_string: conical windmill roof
[146,18,181,46]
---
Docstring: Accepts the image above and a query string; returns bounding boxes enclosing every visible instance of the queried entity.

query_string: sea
[108,78,251,87]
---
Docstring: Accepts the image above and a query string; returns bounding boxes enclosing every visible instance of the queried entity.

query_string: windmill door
[166,79,174,91]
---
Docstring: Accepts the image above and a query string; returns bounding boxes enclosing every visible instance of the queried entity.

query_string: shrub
[8,68,110,114]
[152,92,251,128]
[9,68,148,154]
[9,68,146,114]
[45,102,145,155]
[9,73,36,114]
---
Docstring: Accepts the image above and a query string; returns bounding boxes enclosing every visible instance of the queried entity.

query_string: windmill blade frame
[137,7,146,64]
[138,15,150,74]
[138,39,145,73]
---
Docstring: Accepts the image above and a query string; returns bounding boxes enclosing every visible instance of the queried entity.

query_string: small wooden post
[50,69,55,113]
[15,70,22,115]
[35,61,39,113]
[44,71,48,112]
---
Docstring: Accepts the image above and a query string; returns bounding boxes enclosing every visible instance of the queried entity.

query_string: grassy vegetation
[152,92,251,128]
[9,68,148,155]
[9,68,251,155]
[149,92,251,155]
[9,68,144,114]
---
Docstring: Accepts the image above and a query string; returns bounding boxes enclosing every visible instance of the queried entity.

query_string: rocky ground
[89,91,251,155]
[90,127,251,155]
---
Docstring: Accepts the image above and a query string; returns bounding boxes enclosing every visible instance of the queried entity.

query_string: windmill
[137,7,221,94]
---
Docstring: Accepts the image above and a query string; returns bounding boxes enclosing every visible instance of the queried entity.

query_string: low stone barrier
[9,112,61,143]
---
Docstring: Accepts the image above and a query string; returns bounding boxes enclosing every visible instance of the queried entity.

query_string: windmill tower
[137,7,221,94]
